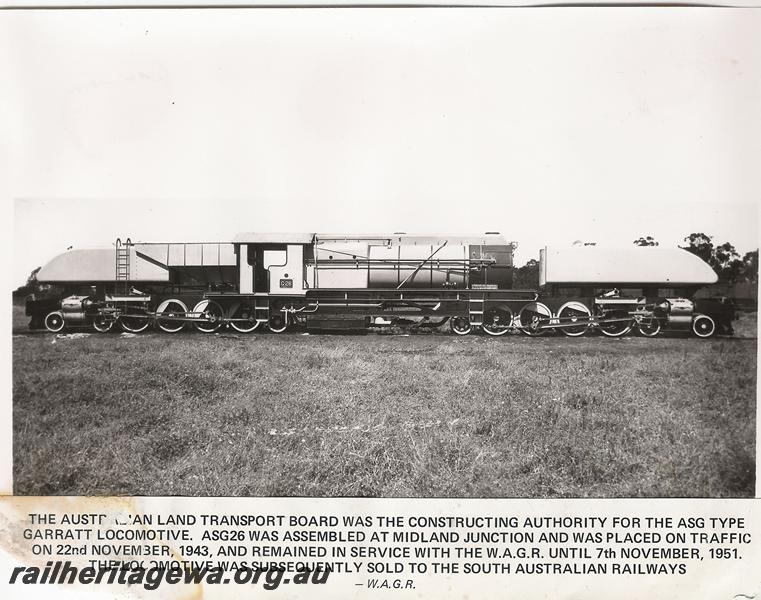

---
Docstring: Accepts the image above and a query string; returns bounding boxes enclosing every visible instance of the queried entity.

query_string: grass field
[12,306,757,498]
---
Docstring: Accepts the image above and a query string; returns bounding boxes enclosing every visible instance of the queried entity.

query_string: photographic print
[7,7,758,500]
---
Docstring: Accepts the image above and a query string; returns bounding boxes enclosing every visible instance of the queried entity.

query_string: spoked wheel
[92,314,114,333]
[637,318,662,337]
[268,313,288,334]
[556,301,591,337]
[120,307,151,333]
[597,309,633,337]
[44,311,65,333]
[156,299,188,333]
[193,300,224,333]
[518,302,552,336]
[229,304,260,333]
[450,316,472,336]
[482,306,513,337]
[692,314,716,338]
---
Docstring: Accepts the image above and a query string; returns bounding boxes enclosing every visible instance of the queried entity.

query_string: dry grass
[12,307,756,497]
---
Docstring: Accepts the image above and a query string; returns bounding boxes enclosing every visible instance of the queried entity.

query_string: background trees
[633,236,659,247]
[680,233,757,283]
[513,258,540,289]
[12,266,41,299]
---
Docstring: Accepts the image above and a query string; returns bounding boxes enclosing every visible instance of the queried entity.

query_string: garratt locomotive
[24,232,733,337]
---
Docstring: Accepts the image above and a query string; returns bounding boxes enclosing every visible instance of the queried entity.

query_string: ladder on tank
[115,237,131,295]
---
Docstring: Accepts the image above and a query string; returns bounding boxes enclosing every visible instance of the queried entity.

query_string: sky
[4,7,760,286]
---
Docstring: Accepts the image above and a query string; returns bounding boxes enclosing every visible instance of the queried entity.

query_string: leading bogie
[450,316,472,336]
[692,313,716,338]
[636,318,662,338]
[44,311,65,333]
[92,314,114,333]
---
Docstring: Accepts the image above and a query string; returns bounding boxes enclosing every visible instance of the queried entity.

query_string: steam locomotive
[24,232,735,338]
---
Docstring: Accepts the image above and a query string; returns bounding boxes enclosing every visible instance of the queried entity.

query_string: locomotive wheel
[597,309,632,337]
[120,308,150,333]
[482,306,513,336]
[557,301,591,337]
[229,305,260,333]
[450,316,472,336]
[44,311,65,333]
[637,319,662,337]
[692,314,716,338]
[92,315,114,333]
[268,313,288,334]
[518,302,552,336]
[156,299,188,333]
[193,300,224,333]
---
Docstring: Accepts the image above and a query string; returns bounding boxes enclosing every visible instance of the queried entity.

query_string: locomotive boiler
[24,232,734,338]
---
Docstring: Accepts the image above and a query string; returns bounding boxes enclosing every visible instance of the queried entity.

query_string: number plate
[279,279,293,288]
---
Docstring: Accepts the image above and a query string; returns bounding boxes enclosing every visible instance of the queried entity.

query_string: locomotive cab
[234,233,313,295]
